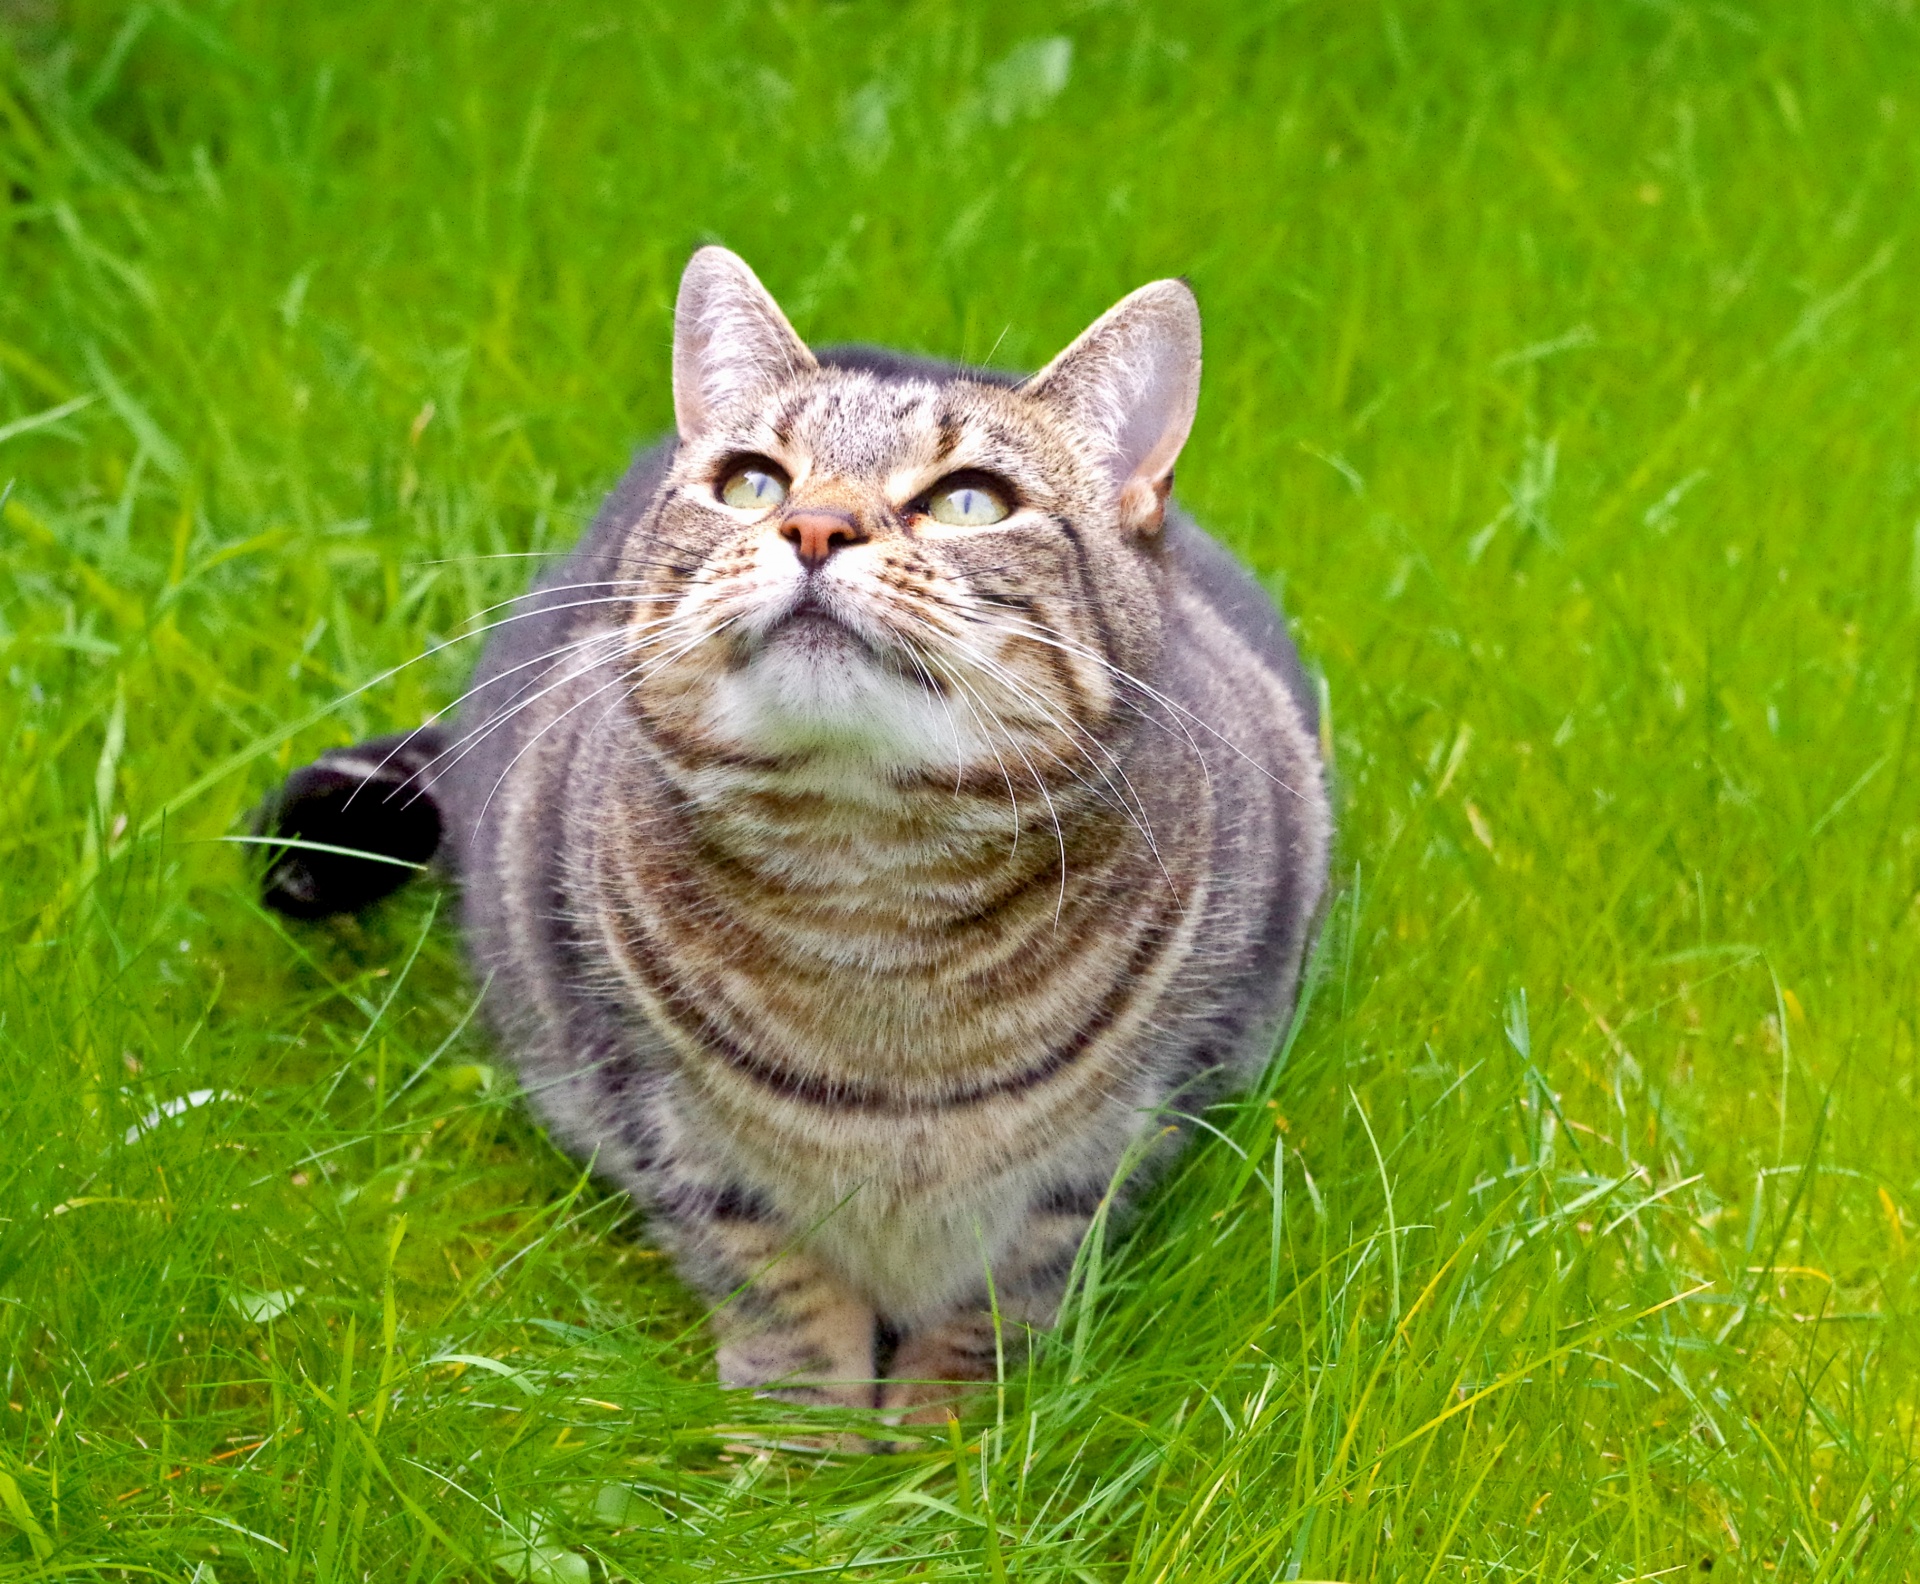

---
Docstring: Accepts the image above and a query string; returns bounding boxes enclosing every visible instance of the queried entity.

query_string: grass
[2,0,1918,1577]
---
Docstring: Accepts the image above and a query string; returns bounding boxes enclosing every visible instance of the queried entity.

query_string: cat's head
[620,247,1201,790]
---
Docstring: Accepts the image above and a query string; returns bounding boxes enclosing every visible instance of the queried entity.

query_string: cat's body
[263,253,1330,1418]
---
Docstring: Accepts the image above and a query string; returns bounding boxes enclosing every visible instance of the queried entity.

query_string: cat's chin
[703,616,976,774]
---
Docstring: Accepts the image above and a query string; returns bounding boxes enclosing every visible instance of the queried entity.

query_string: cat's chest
[586,764,1211,1116]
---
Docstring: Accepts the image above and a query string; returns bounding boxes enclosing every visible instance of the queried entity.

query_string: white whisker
[348,609,692,800]
[412,631,637,789]
[904,613,1170,878]
[991,617,1307,801]
[474,615,745,830]
[924,656,1072,923]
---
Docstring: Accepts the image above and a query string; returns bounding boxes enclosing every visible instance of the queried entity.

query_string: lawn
[3,0,1918,1578]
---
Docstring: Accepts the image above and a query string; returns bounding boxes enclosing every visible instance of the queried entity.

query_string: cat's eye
[718,463,789,511]
[924,477,1011,528]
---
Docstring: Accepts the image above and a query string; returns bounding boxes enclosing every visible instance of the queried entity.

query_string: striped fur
[270,250,1331,1423]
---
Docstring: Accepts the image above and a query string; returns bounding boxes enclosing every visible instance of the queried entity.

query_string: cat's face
[617,250,1201,790]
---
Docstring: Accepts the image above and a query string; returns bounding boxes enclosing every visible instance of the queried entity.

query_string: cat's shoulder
[1163,507,1319,739]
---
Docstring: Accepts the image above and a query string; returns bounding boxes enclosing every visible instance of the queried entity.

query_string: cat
[260,247,1332,1424]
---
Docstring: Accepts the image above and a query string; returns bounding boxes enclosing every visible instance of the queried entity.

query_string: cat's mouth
[718,599,947,710]
[731,604,877,671]
[762,607,867,652]
[734,591,900,668]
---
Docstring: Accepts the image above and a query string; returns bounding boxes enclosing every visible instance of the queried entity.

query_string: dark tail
[256,727,450,918]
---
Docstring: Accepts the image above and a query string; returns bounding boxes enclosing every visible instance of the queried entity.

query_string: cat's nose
[779,509,868,572]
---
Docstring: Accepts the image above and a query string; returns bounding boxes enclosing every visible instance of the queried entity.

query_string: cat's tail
[256,727,450,918]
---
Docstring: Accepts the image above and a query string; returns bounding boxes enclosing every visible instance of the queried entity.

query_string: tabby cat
[261,247,1331,1422]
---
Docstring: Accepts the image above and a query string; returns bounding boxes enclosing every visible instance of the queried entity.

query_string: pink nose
[779,510,867,571]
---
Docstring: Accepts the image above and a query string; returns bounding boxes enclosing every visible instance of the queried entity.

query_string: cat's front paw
[717,1328,889,1455]
[714,1271,881,1413]
[876,1314,1001,1426]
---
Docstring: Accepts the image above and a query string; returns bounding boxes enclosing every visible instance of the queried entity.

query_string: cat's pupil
[720,466,787,510]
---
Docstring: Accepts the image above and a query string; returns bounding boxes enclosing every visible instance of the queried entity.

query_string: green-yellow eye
[719,465,788,511]
[926,478,1011,528]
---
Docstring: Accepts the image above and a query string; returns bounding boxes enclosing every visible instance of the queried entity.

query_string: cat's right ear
[672,247,817,445]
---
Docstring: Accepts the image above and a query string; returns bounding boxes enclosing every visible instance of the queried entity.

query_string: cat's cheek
[629,662,722,747]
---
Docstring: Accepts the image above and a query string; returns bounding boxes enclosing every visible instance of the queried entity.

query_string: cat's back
[1160,507,1318,742]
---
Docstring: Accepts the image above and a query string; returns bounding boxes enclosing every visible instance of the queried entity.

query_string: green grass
[2,0,1918,1577]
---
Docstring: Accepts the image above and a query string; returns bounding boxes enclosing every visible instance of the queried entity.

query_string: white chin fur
[708,628,978,773]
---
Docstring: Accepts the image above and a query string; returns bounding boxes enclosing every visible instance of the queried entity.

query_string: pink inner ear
[673,248,815,441]
[1113,339,1198,489]
[1024,279,1201,505]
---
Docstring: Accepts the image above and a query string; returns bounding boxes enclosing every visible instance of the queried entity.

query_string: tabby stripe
[659,1179,776,1224]
[931,412,962,464]
[615,801,1145,990]
[607,878,1184,1113]
[1050,517,1119,671]
[644,718,1102,803]
[771,391,806,443]
[1002,629,1091,724]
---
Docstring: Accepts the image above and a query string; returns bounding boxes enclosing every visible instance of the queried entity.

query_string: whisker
[346,609,691,803]
[882,612,1146,872]
[479,581,684,616]
[1006,622,1305,800]
[894,640,999,814]
[932,660,1071,921]
[272,593,647,769]
[406,550,568,566]
[947,650,1175,903]
[474,615,744,830]
[903,614,1167,867]
[406,631,637,791]
[895,603,1198,910]
[441,606,690,714]
[972,617,1223,794]
[933,643,1136,816]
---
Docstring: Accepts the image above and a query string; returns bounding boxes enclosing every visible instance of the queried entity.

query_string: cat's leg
[878,1183,1100,1424]
[660,1186,880,1410]
[713,1251,879,1410]
[876,1311,1006,1425]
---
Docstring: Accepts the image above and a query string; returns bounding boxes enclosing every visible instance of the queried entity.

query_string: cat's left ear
[673,247,817,445]
[1024,279,1202,535]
